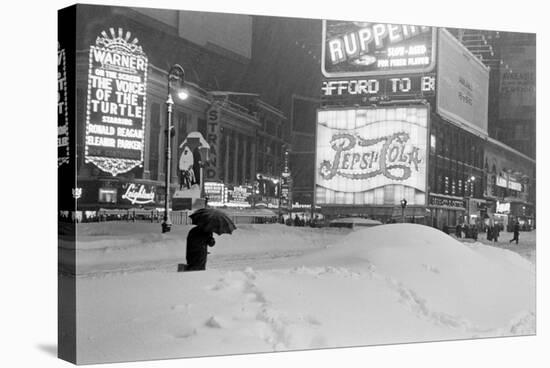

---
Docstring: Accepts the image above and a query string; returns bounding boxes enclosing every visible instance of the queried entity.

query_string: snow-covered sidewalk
[456,230,536,263]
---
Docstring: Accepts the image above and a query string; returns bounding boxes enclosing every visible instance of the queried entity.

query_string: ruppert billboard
[436,28,489,135]
[322,21,436,78]
[315,106,429,206]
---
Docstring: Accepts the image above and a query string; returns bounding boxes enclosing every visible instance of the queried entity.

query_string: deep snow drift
[65,223,536,364]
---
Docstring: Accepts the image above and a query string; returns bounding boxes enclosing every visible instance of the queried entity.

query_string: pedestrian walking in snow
[185,226,216,271]
[509,222,520,245]
[487,226,493,241]
[179,208,236,272]
[455,223,462,238]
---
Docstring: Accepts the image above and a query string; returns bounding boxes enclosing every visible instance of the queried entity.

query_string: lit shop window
[451,180,456,195]
[99,188,117,204]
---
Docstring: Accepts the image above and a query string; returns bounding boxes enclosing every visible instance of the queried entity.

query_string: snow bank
[291,224,535,331]
[66,223,349,276]
[69,223,536,364]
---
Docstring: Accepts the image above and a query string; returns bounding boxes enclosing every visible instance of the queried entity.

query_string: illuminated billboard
[322,21,436,78]
[315,106,429,206]
[436,28,489,135]
[84,28,148,176]
[321,73,435,105]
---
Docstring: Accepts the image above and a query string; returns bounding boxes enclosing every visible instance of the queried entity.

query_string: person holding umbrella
[180,208,236,271]
[185,226,216,271]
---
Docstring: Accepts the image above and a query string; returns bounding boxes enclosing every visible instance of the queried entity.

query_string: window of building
[227,131,235,183]
[451,179,456,196]
[177,111,188,142]
[149,102,161,181]
[430,134,436,154]
[245,138,252,182]
[98,188,117,204]
[383,185,395,205]
[197,117,207,138]
[237,134,244,184]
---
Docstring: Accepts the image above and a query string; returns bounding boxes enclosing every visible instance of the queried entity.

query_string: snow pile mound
[297,223,535,332]
[73,223,536,363]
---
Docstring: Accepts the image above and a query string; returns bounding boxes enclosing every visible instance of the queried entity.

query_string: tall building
[63,5,290,215]
[240,16,323,207]
[450,29,536,159]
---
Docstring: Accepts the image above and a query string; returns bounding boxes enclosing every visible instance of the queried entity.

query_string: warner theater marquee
[84,28,149,176]
[315,106,429,207]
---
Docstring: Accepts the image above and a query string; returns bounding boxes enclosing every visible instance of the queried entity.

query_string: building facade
[314,24,536,229]
[66,5,290,217]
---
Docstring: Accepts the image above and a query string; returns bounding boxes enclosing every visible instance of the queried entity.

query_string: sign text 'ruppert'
[328,24,430,64]
[84,28,149,176]
[322,21,435,77]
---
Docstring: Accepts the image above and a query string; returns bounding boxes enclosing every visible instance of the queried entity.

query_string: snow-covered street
[62,223,536,364]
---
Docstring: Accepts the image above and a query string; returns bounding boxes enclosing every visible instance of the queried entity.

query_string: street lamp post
[162,64,187,233]
[400,198,408,223]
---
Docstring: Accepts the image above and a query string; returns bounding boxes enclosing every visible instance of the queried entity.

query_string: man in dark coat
[185,226,215,271]
[455,223,462,238]
[509,222,520,245]
[493,224,500,243]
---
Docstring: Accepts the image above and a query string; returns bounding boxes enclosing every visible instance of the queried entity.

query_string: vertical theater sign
[315,106,429,206]
[58,42,70,167]
[84,28,148,176]
[205,103,221,181]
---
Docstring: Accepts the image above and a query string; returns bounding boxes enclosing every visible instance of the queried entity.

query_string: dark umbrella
[189,208,237,235]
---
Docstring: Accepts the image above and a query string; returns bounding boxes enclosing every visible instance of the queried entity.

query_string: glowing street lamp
[162,64,188,234]
[400,198,408,223]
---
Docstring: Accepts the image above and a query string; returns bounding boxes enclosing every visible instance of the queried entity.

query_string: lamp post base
[161,222,172,233]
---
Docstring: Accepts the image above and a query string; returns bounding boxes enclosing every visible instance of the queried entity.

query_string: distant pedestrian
[509,222,520,245]
[493,225,500,243]
[471,226,478,241]
[442,224,449,234]
[455,223,462,238]
[487,226,493,241]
